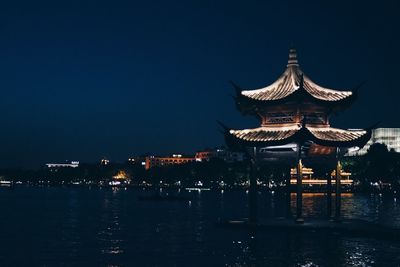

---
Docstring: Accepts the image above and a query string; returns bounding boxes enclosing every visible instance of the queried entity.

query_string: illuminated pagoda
[290,165,353,186]
[223,49,372,223]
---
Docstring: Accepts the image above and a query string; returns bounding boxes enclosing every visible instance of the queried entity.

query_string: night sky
[0,0,399,168]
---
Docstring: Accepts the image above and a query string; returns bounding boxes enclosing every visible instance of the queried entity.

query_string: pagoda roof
[226,124,371,148]
[234,49,358,112]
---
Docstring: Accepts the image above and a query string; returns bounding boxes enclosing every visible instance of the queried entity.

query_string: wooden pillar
[249,147,258,224]
[327,168,333,219]
[286,172,292,218]
[335,160,342,220]
[295,144,304,223]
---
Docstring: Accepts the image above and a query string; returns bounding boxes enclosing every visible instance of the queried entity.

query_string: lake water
[0,187,399,266]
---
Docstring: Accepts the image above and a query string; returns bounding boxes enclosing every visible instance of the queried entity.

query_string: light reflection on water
[98,188,125,259]
[0,187,399,266]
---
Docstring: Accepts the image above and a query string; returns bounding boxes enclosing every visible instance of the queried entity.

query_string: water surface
[0,187,399,266]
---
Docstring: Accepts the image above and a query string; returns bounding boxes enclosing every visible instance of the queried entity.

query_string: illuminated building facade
[46,161,79,168]
[347,128,400,156]
[139,148,246,170]
[145,154,196,170]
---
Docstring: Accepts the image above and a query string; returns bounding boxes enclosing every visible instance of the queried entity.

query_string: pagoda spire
[287,48,299,67]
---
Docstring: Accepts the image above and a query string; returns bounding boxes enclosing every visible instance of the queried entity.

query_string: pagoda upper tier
[234,49,358,115]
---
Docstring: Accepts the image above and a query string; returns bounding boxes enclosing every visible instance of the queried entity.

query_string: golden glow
[290,179,353,185]
[113,170,128,180]
[290,167,313,175]
[290,193,354,197]
[290,163,352,185]
[230,124,300,134]
[331,170,351,177]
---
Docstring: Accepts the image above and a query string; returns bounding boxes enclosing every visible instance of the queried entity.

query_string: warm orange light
[113,170,128,180]
[290,179,353,185]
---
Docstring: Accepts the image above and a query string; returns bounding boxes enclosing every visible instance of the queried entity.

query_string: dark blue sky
[0,0,398,168]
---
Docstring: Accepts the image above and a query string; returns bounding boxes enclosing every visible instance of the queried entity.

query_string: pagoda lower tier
[226,123,371,149]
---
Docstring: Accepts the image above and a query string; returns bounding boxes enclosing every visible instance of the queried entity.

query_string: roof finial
[287,48,299,67]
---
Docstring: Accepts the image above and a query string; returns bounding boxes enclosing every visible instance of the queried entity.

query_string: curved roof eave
[225,125,372,150]
[235,88,357,116]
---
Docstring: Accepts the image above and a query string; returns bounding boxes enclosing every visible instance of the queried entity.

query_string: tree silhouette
[365,143,391,184]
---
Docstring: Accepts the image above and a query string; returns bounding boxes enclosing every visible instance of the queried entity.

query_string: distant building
[347,128,400,156]
[46,161,79,168]
[195,148,246,163]
[224,151,245,163]
[100,158,110,166]
[214,148,245,163]
[127,156,146,166]
[141,148,246,170]
[145,154,196,170]
[195,150,216,162]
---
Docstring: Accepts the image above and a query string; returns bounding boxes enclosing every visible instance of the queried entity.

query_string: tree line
[1,143,399,191]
